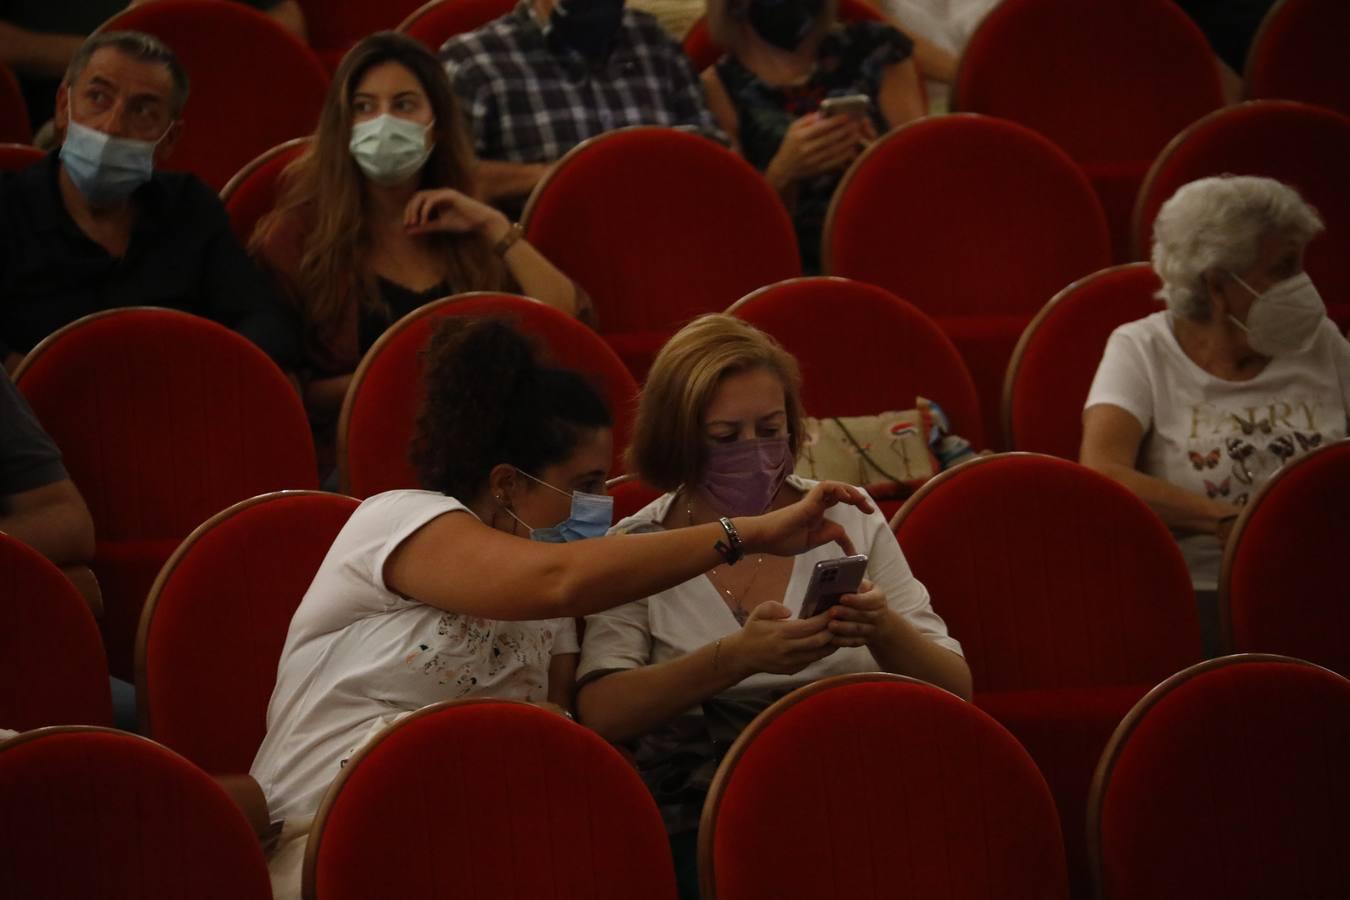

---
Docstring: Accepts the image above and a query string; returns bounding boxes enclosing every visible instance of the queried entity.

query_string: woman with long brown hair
[252,32,586,459]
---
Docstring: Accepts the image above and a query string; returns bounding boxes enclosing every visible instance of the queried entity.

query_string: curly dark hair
[410,317,612,498]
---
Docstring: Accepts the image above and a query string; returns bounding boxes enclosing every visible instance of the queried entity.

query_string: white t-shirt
[878,0,1001,110]
[1085,311,1350,589]
[578,476,961,696]
[250,490,577,823]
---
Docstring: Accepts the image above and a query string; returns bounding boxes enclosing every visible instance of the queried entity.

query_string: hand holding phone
[799,554,869,618]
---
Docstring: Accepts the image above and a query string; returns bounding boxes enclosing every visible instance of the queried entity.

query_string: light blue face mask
[59,118,160,208]
[501,468,614,543]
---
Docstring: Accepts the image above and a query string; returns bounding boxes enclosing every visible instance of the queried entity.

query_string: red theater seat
[0,141,43,172]
[522,126,800,380]
[14,309,318,680]
[399,0,517,50]
[1245,0,1350,117]
[682,0,884,72]
[1133,100,1350,332]
[701,674,1069,900]
[1090,655,1350,900]
[953,0,1224,262]
[339,292,639,497]
[0,535,113,731]
[0,63,32,144]
[0,726,272,900]
[1220,440,1350,674]
[825,115,1111,447]
[220,137,310,245]
[730,277,983,448]
[298,0,430,70]
[890,453,1202,898]
[98,0,327,191]
[306,699,677,900]
[137,491,358,774]
[1003,263,1163,457]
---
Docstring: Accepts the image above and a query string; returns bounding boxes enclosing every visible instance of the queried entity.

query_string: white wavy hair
[1151,175,1324,321]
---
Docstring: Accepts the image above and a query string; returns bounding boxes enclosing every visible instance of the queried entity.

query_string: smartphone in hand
[818,94,871,120]
[799,555,869,618]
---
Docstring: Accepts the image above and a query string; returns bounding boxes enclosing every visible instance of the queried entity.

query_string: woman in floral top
[703,0,926,272]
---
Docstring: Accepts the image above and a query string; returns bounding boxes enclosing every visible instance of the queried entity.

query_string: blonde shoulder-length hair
[628,314,806,492]
[251,31,506,338]
[707,0,839,55]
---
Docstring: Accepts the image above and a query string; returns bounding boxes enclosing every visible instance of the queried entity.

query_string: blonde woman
[252,32,587,462]
[576,315,970,899]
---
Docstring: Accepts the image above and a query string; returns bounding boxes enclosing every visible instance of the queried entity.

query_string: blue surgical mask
[59,118,159,208]
[500,468,614,543]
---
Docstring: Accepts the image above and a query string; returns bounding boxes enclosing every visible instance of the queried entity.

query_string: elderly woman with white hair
[1081,174,1350,650]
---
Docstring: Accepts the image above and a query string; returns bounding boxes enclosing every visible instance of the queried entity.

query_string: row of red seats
[5,435,1347,894]
[4,659,1349,899]
[219,101,1350,446]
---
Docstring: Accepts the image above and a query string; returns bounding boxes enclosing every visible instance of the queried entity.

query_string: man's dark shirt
[0,152,298,367]
[0,368,65,498]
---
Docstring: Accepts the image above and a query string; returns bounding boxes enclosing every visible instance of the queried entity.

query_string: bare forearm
[475,160,550,204]
[577,640,747,742]
[909,36,956,83]
[483,217,587,318]
[0,507,95,566]
[0,23,83,78]
[1084,461,1235,536]
[868,610,972,699]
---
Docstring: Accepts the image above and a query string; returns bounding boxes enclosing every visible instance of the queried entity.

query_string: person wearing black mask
[702,0,926,273]
[441,0,725,215]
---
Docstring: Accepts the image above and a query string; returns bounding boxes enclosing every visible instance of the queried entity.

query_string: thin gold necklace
[688,500,764,626]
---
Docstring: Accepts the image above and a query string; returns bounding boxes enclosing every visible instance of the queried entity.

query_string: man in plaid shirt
[442,0,724,211]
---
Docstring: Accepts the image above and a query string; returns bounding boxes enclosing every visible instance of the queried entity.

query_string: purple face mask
[698,437,792,518]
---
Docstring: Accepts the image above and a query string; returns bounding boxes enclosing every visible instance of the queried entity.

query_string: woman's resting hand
[403,188,511,241]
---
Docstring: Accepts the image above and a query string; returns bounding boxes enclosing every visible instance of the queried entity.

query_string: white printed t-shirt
[250,490,577,824]
[1085,311,1350,589]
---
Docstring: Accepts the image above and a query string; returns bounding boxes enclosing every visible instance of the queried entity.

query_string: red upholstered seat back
[98,0,328,190]
[607,475,664,523]
[1090,657,1350,900]
[826,115,1111,445]
[0,536,112,730]
[954,0,1223,261]
[399,0,518,49]
[1004,263,1163,456]
[522,126,800,378]
[15,308,318,678]
[138,491,358,774]
[298,0,431,69]
[1245,0,1350,117]
[307,700,677,900]
[702,675,1069,900]
[682,0,883,71]
[0,727,272,899]
[1133,101,1350,331]
[0,141,43,171]
[730,277,984,448]
[340,293,639,497]
[955,0,1222,165]
[1221,441,1350,674]
[0,63,31,144]
[220,137,310,245]
[891,454,1201,692]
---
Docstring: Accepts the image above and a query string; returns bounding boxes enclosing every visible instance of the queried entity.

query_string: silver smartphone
[799,554,869,618]
[818,94,871,120]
